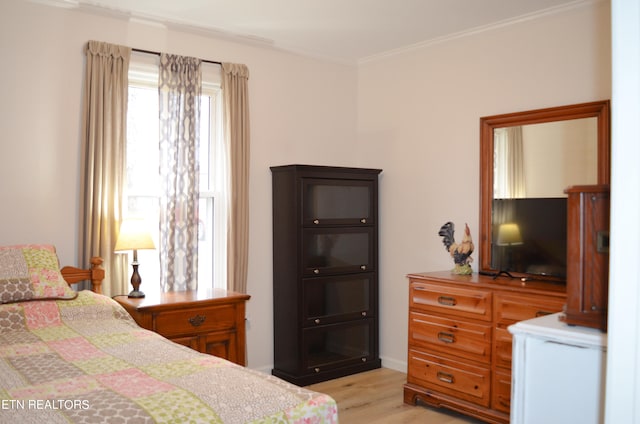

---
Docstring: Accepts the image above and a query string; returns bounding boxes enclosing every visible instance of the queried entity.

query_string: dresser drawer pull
[437,296,457,306]
[313,269,320,274]
[188,314,207,327]
[360,265,367,271]
[313,219,320,225]
[437,371,455,384]
[314,319,321,324]
[437,331,456,344]
[499,397,511,408]
[360,218,367,224]
[535,310,553,317]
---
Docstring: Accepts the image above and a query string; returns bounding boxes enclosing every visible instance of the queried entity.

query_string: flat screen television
[491,198,567,279]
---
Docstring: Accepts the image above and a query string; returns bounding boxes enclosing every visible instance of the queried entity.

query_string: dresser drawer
[153,304,237,337]
[494,293,565,326]
[492,368,512,414]
[410,280,491,321]
[409,311,491,364]
[493,326,514,368]
[407,349,490,407]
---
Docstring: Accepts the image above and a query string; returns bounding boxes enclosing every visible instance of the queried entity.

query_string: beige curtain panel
[81,41,131,297]
[222,63,250,294]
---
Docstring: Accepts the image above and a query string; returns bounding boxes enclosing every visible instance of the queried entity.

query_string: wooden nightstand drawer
[410,280,491,321]
[154,304,236,337]
[408,349,490,407]
[409,311,491,364]
[114,289,250,365]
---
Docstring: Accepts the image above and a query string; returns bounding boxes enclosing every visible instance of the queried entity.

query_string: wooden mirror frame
[479,100,610,280]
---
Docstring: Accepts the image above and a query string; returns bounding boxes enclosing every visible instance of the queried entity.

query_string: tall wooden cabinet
[271,165,382,386]
[562,185,610,331]
[404,272,566,423]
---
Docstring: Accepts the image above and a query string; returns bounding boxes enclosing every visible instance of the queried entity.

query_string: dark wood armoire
[271,164,382,385]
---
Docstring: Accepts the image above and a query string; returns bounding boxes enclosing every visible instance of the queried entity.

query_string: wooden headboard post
[60,257,105,294]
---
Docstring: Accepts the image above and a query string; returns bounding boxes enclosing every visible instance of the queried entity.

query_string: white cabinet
[509,313,607,424]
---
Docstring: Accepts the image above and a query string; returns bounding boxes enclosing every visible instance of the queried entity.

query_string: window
[125,54,227,292]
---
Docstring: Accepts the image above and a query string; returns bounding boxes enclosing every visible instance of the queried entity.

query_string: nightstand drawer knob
[188,314,207,327]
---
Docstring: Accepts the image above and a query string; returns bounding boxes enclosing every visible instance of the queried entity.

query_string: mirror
[479,100,610,281]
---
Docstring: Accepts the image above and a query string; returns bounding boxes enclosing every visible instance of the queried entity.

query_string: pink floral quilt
[0,291,338,423]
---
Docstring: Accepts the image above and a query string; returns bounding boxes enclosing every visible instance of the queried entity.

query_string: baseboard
[249,364,273,374]
[380,356,407,373]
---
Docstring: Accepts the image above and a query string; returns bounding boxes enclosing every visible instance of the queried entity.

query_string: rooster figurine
[438,222,474,275]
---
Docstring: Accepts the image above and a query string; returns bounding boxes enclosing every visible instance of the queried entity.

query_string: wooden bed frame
[60,256,105,294]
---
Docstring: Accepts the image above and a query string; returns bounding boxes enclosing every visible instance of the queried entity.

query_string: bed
[0,244,338,423]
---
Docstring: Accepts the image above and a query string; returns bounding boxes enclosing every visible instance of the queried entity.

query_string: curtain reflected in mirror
[493,118,598,200]
[494,127,525,199]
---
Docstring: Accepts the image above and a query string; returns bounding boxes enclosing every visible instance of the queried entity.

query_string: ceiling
[39,0,587,64]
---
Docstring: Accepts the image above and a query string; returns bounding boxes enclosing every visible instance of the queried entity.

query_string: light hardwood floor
[306,368,486,424]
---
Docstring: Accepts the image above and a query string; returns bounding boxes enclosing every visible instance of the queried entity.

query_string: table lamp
[114,218,155,298]
[496,222,523,275]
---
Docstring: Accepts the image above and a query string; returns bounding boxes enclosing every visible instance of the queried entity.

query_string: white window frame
[125,53,227,292]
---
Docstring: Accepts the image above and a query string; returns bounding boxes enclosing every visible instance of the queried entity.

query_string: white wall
[0,0,358,371]
[357,0,611,370]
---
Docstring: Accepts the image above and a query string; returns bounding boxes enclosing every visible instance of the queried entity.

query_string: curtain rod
[132,48,222,66]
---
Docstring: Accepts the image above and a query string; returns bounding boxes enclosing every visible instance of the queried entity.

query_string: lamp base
[128,290,145,298]
[128,255,145,298]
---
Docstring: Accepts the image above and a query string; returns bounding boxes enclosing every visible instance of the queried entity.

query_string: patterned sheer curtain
[158,54,202,292]
[81,41,131,297]
[222,63,250,294]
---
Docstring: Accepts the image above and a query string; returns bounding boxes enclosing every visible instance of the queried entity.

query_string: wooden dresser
[114,288,250,366]
[404,271,566,423]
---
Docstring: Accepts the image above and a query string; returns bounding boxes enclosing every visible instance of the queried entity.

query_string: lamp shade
[114,219,155,252]
[496,223,523,246]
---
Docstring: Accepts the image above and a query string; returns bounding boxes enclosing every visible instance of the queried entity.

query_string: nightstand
[114,288,251,366]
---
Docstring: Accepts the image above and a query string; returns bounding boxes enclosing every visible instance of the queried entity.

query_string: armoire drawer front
[302,177,377,226]
[303,319,376,374]
[410,281,492,321]
[409,311,491,364]
[302,227,374,276]
[303,274,374,326]
[407,349,490,407]
[494,293,565,325]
